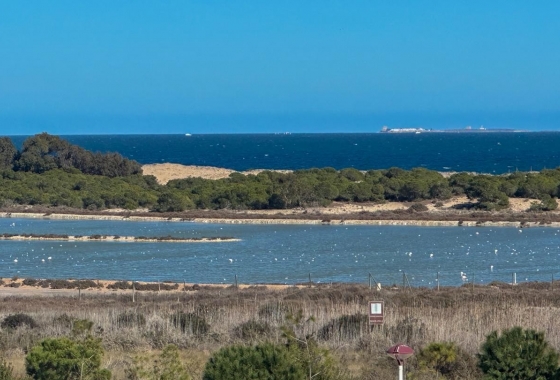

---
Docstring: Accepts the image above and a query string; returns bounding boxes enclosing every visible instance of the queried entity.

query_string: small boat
[185,133,192,137]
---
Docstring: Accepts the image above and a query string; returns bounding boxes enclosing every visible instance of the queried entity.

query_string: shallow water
[1,218,559,287]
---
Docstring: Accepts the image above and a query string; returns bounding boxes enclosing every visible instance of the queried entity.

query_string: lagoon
[1,218,559,287]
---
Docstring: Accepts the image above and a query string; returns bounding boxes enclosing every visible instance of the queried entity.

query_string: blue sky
[1,1,560,134]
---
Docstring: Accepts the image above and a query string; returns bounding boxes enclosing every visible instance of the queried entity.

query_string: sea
[3,132,560,286]
[9,132,560,173]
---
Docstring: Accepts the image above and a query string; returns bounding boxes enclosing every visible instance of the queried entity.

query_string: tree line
[1,134,560,212]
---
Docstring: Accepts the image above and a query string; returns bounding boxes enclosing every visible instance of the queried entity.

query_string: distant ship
[380,126,523,133]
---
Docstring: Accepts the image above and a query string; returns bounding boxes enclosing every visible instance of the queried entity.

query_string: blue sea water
[9,132,560,174]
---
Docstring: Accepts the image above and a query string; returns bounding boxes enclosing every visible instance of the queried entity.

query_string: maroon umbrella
[386,344,414,365]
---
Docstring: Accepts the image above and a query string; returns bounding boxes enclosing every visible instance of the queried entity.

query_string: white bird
[228,259,233,263]
[490,265,494,271]
[494,249,498,255]
[47,256,52,260]
[41,259,45,263]
[460,272,468,281]
[429,253,434,258]
[13,259,17,263]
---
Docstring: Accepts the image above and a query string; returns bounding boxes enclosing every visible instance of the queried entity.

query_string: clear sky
[1,1,560,134]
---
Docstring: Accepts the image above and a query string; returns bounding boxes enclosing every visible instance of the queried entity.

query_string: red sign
[369,301,384,325]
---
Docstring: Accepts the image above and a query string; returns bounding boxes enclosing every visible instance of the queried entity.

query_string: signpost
[369,300,384,325]
[386,344,414,380]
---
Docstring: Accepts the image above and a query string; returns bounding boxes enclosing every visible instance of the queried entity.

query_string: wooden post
[308,273,312,288]
[552,273,554,291]
[132,282,136,303]
[235,274,238,288]
[402,273,406,289]
[472,273,475,292]
[436,272,440,291]
[158,281,161,293]
[369,273,372,289]
[78,287,81,300]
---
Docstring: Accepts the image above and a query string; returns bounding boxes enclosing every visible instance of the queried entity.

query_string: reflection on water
[1,218,559,286]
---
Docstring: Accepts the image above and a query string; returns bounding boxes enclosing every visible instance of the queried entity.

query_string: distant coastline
[380,126,526,133]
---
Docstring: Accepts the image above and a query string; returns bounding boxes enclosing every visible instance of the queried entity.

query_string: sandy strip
[142,163,292,184]
[1,212,557,228]
[0,235,239,243]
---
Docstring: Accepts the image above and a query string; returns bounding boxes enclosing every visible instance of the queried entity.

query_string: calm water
[1,218,559,286]
[9,132,560,174]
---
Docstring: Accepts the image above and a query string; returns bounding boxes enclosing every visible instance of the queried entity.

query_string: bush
[107,281,132,290]
[0,358,16,380]
[203,343,304,380]
[232,320,272,341]
[128,344,191,380]
[408,203,429,212]
[1,313,38,330]
[478,326,559,379]
[26,336,111,380]
[171,312,209,336]
[22,278,38,286]
[413,342,481,380]
[318,313,368,341]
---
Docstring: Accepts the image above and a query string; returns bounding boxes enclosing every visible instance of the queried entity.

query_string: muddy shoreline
[1,209,559,228]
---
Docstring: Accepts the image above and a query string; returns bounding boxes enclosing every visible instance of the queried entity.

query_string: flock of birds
[2,222,560,285]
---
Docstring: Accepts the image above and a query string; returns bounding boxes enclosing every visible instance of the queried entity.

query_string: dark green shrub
[22,278,38,286]
[408,203,429,212]
[117,312,146,328]
[414,342,481,380]
[107,281,132,290]
[171,312,209,336]
[232,320,272,341]
[478,326,559,379]
[318,313,368,341]
[1,313,37,330]
[26,336,111,380]
[71,319,94,337]
[203,343,304,380]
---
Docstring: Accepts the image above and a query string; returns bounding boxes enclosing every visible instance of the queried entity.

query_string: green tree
[203,343,304,380]
[26,336,111,380]
[478,327,559,380]
[0,137,17,170]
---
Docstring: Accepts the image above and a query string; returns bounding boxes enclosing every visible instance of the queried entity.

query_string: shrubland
[2,283,560,378]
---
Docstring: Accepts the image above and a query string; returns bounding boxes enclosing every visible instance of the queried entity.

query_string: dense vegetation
[3,284,560,379]
[2,134,560,212]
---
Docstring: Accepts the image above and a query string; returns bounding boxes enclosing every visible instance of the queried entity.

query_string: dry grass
[1,283,560,379]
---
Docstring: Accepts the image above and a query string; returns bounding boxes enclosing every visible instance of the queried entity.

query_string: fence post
[235,274,238,288]
[402,273,406,289]
[369,273,372,289]
[308,273,312,288]
[552,273,554,291]
[436,272,440,291]
[132,281,136,303]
